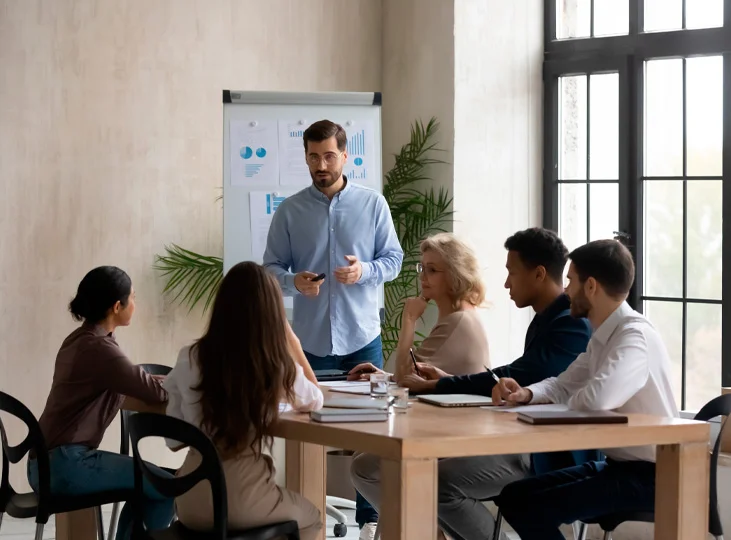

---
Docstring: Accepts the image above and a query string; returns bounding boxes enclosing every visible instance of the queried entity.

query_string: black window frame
[543,0,731,406]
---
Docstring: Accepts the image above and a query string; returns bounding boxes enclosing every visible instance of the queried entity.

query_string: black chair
[577,393,731,540]
[108,363,173,540]
[128,412,300,540]
[0,391,133,540]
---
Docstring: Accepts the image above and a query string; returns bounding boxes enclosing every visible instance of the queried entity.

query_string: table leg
[55,509,97,540]
[654,442,709,540]
[285,440,326,540]
[380,458,437,540]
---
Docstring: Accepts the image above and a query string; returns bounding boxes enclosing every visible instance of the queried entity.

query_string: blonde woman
[347,233,489,540]
[350,232,489,383]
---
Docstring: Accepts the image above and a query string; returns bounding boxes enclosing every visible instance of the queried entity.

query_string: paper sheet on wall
[334,119,377,186]
[249,190,296,308]
[278,120,312,187]
[230,120,279,186]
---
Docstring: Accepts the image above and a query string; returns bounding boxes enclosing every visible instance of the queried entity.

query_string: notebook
[310,408,388,423]
[417,394,494,408]
[324,397,390,410]
[314,369,348,382]
[516,410,629,425]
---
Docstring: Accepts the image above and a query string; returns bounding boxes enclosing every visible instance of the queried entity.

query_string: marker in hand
[485,365,500,385]
[410,348,422,376]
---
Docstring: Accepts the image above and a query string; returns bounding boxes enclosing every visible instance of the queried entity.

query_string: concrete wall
[0,0,382,486]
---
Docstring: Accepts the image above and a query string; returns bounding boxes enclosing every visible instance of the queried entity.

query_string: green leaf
[152,243,223,314]
[380,117,451,362]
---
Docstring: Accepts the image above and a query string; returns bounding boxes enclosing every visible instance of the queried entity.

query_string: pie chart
[240,146,253,159]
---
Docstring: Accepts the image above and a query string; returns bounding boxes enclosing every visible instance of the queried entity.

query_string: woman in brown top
[27,266,173,540]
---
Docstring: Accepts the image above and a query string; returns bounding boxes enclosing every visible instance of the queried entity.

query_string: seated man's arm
[433,315,591,396]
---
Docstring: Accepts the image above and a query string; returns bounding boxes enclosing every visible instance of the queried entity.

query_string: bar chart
[266,193,287,214]
[347,129,366,156]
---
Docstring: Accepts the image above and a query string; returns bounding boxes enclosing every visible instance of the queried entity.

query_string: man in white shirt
[495,239,678,540]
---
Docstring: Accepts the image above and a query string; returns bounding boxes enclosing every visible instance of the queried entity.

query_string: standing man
[263,120,403,538]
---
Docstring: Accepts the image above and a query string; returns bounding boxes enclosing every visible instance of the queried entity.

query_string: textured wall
[0,0,382,485]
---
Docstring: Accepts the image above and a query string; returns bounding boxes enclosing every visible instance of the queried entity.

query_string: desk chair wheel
[333,523,347,537]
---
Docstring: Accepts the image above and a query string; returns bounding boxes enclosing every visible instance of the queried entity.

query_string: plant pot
[327,450,356,501]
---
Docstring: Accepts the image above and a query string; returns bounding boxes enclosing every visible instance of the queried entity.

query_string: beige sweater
[413,310,490,376]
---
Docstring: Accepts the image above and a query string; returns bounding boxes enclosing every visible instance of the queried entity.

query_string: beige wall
[0,0,382,486]
[453,0,544,366]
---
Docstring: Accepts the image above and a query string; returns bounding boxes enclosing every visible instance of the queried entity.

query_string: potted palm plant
[154,117,452,363]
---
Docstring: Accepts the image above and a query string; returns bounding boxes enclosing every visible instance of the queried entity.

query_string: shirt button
[331,228,334,232]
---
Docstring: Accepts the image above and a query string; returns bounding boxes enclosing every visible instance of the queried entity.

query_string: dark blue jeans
[498,459,656,540]
[305,335,382,528]
[28,445,175,540]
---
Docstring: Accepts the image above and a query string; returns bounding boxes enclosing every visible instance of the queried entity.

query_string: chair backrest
[128,413,227,539]
[693,393,731,537]
[0,392,51,517]
[119,363,172,456]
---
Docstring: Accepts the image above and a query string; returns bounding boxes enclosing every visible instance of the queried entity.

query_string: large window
[543,0,731,409]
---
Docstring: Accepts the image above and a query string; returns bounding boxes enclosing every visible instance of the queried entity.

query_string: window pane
[589,183,619,241]
[559,183,587,253]
[589,73,618,179]
[560,75,587,180]
[645,59,683,177]
[686,303,722,411]
[687,181,722,300]
[644,301,683,407]
[644,181,683,297]
[557,0,591,39]
[686,56,723,176]
[644,0,682,31]
[686,0,724,29]
[593,0,629,36]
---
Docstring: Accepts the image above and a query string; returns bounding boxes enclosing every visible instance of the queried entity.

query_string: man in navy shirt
[352,228,591,540]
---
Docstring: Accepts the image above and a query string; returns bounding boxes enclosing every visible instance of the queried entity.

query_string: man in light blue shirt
[263,119,403,371]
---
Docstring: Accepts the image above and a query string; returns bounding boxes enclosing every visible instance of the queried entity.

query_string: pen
[409,348,422,376]
[485,365,500,384]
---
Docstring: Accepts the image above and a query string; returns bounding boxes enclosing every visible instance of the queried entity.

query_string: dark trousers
[305,335,382,527]
[497,459,656,540]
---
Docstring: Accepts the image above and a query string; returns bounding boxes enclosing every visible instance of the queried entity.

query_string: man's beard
[311,168,342,189]
[570,290,591,319]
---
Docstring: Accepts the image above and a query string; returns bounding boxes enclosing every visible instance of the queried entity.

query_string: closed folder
[517,410,629,425]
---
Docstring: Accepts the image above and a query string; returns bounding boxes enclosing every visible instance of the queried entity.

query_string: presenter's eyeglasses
[306,152,343,167]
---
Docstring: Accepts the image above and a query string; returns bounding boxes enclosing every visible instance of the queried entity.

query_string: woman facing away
[350,232,490,383]
[28,266,174,540]
[163,261,324,539]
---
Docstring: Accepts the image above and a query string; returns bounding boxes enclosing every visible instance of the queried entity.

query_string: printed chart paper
[230,120,279,186]
[278,120,312,187]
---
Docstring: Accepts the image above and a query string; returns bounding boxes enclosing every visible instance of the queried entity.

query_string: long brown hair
[192,262,296,458]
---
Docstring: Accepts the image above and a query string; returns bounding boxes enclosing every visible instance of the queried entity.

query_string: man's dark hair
[303,120,347,152]
[504,228,568,282]
[569,239,635,298]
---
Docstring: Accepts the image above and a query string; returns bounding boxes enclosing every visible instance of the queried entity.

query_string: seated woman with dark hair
[28,266,174,540]
[164,261,324,539]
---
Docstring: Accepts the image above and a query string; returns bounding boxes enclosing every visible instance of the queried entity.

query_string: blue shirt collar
[308,176,351,201]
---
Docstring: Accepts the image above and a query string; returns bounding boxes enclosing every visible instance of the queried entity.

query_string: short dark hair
[504,228,568,282]
[69,266,132,323]
[303,120,347,152]
[569,239,635,298]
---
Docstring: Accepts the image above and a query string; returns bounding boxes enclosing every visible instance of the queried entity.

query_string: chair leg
[34,523,44,540]
[493,510,503,540]
[374,519,380,540]
[108,502,120,540]
[575,522,587,540]
[0,512,3,531]
[603,531,613,540]
[95,506,105,540]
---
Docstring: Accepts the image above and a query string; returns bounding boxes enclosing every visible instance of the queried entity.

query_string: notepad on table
[516,410,629,425]
[323,397,389,410]
[310,408,388,423]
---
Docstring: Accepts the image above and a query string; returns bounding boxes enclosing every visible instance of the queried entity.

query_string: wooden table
[274,392,710,540]
[58,394,710,540]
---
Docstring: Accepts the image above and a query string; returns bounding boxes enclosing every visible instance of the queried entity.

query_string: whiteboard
[222,91,384,313]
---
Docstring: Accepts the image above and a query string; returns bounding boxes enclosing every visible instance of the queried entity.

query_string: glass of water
[370,373,389,398]
[388,386,409,413]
